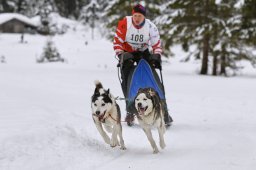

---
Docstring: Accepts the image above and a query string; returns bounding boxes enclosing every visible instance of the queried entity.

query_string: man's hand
[150,54,162,69]
[117,54,122,67]
[116,50,124,67]
[116,50,124,57]
[117,53,123,61]
[117,52,135,68]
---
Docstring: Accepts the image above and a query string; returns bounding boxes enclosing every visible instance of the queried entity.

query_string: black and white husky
[134,87,166,154]
[91,80,126,150]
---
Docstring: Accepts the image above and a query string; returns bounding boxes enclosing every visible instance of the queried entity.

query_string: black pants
[119,50,168,115]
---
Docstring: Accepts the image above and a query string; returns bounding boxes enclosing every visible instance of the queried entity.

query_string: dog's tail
[94,80,103,90]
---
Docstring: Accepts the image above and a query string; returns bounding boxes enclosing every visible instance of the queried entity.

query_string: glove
[116,54,122,67]
[116,50,124,58]
[117,52,135,68]
[150,54,162,69]
[119,52,134,63]
[116,50,124,67]
[117,53,123,60]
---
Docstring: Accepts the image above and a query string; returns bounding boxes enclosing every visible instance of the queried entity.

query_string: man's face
[132,13,145,25]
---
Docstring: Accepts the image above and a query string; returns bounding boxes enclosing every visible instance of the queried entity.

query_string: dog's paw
[110,140,118,148]
[153,148,159,154]
[160,141,166,149]
[120,146,126,150]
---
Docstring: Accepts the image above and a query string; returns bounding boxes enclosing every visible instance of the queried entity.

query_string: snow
[0,13,37,27]
[1,26,256,170]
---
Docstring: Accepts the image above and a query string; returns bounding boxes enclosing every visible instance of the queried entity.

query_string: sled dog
[134,87,166,153]
[91,80,126,150]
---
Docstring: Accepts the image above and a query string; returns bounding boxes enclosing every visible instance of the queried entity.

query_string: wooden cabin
[0,13,37,33]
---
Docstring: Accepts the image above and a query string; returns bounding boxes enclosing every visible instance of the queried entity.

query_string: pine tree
[38,39,64,63]
[54,0,83,19]
[16,0,27,14]
[37,0,53,35]
[211,0,256,76]
[158,0,255,76]
[0,0,31,15]
[0,0,4,12]
[241,0,256,46]
[0,2,3,12]
[80,0,101,39]
[0,0,16,12]
[211,0,238,76]
[159,0,217,74]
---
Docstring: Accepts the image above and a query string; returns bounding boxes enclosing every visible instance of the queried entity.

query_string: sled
[128,59,165,101]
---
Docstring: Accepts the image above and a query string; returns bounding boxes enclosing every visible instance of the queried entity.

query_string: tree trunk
[220,53,227,76]
[17,0,23,12]
[1,0,11,12]
[212,52,218,76]
[220,43,227,76]
[200,0,210,75]
[200,33,209,75]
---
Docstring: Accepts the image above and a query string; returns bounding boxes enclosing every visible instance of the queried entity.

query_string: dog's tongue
[139,108,145,115]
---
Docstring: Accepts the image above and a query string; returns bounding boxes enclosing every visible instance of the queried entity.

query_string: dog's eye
[102,103,105,106]
[94,103,97,106]
[143,98,147,101]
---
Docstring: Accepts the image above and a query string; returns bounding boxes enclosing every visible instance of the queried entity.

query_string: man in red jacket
[113,4,173,126]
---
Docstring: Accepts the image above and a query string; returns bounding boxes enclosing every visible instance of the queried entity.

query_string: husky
[91,80,126,150]
[134,87,166,154]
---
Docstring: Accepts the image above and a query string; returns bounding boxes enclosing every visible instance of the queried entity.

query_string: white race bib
[125,16,150,51]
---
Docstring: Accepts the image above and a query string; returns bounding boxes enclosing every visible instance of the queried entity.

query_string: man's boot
[164,113,173,127]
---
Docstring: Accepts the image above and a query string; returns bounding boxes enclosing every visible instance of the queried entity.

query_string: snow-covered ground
[0,29,256,170]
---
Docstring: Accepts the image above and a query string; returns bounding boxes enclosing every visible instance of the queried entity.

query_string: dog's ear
[151,94,157,107]
[106,88,113,99]
[106,88,110,94]
[149,89,161,112]
[152,95,161,113]
[94,88,100,95]
[148,88,156,97]
[138,88,144,93]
